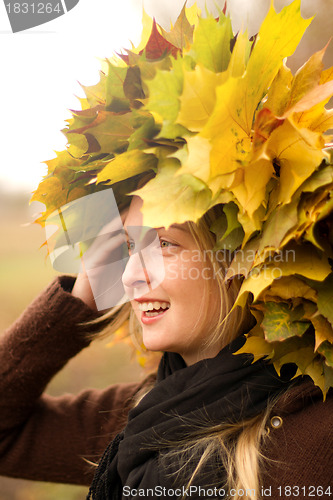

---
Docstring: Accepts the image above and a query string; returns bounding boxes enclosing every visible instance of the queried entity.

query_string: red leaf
[142,19,179,60]
[253,108,284,151]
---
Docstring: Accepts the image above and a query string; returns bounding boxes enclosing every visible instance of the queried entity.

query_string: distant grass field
[0,193,143,500]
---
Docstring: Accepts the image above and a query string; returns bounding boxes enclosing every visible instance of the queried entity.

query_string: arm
[0,276,151,485]
[262,381,333,491]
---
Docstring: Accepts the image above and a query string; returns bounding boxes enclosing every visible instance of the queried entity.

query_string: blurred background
[1,0,332,498]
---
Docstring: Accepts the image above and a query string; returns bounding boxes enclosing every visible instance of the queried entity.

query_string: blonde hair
[155,408,272,500]
[187,205,252,349]
[92,202,271,499]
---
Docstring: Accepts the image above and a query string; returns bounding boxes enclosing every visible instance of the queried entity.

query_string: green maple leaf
[105,61,130,112]
[127,115,159,151]
[80,72,107,107]
[314,274,333,328]
[261,302,310,342]
[66,107,99,132]
[190,13,233,73]
[210,202,244,252]
[69,111,133,154]
[145,57,184,124]
[258,199,299,253]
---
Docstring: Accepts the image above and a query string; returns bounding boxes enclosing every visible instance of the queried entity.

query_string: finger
[82,232,127,269]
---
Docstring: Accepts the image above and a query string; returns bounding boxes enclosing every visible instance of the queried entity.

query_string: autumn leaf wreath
[33,0,333,395]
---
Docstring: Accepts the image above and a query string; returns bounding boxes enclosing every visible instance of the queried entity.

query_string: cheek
[164,254,200,282]
[163,260,179,281]
[130,302,141,321]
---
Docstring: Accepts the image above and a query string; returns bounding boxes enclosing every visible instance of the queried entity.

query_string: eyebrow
[168,223,189,233]
[152,224,190,236]
[124,223,189,234]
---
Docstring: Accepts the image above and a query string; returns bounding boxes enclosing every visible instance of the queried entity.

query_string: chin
[142,331,174,353]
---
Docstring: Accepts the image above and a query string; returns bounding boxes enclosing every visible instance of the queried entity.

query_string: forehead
[124,196,193,241]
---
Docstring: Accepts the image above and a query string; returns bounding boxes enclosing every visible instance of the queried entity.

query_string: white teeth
[138,301,170,312]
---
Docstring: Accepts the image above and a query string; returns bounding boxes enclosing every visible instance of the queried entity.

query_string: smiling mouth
[138,301,170,319]
[144,309,167,317]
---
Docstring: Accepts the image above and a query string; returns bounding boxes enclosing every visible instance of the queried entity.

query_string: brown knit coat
[0,277,332,496]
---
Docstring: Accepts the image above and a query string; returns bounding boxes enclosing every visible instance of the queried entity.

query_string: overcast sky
[0,0,332,195]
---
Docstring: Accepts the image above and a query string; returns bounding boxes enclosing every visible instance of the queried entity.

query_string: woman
[1,2,333,499]
[0,193,331,499]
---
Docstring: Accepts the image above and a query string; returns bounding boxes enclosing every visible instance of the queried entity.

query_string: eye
[127,239,135,252]
[160,239,177,248]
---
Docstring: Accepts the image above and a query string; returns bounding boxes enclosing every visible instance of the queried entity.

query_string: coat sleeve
[262,380,333,492]
[0,276,152,486]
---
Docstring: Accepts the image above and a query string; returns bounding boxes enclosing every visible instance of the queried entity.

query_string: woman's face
[122,196,222,365]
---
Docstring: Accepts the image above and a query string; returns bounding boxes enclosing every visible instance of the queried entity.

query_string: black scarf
[87,336,294,499]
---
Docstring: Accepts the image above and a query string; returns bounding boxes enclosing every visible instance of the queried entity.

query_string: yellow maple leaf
[290,63,333,133]
[178,65,224,131]
[283,45,326,114]
[235,336,274,362]
[159,3,198,49]
[201,75,251,179]
[174,135,211,183]
[237,206,266,247]
[267,118,326,204]
[31,177,87,223]
[261,276,317,303]
[227,31,252,78]
[265,44,332,121]
[312,315,333,351]
[67,133,89,158]
[44,150,81,175]
[132,161,212,228]
[201,0,312,183]
[231,155,274,218]
[96,150,157,185]
[238,242,331,303]
[265,63,294,117]
[303,108,333,135]
[241,0,312,133]
[284,80,333,117]
[133,8,154,55]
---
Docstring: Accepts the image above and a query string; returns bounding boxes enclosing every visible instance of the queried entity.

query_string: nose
[122,250,151,299]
